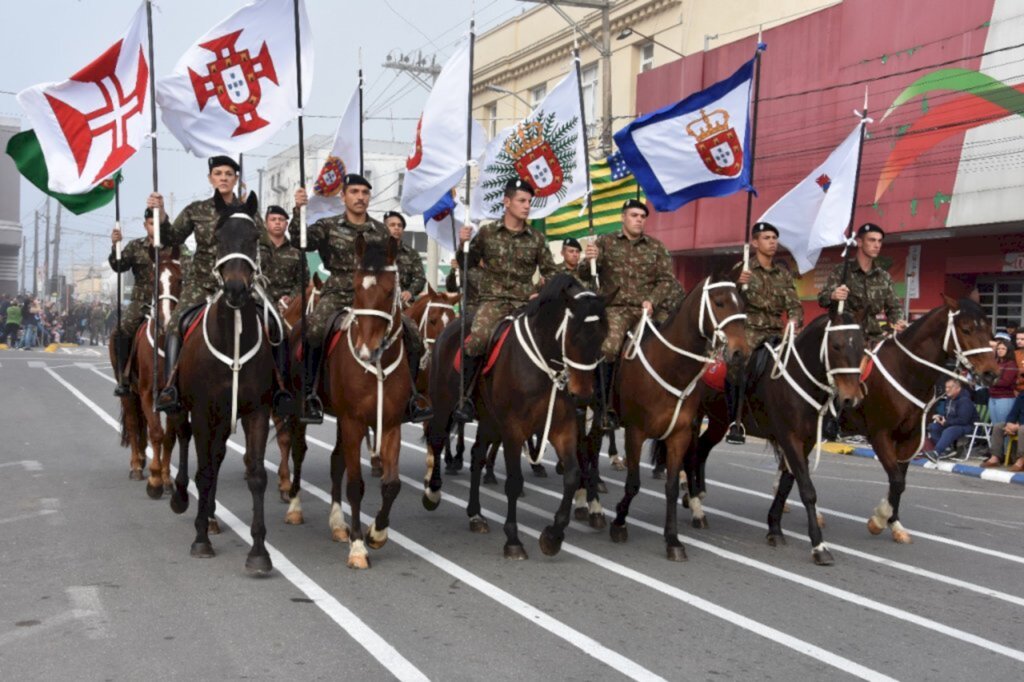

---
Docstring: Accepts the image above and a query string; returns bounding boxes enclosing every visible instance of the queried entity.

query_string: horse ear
[446,292,461,304]
[213,192,229,215]
[941,293,960,311]
[427,283,436,297]
[355,234,367,260]
[245,190,259,216]
[602,286,620,307]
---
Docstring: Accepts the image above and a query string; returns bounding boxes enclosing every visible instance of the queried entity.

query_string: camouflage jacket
[163,195,264,291]
[465,221,558,303]
[259,235,303,304]
[733,258,803,347]
[108,237,174,304]
[445,254,481,310]
[580,231,676,309]
[396,240,426,299]
[288,211,388,299]
[817,259,903,341]
[561,262,590,288]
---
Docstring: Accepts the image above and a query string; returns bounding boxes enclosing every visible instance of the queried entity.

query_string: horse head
[213,191,261,310]
[704,272,749,366]
[351,235,400,362]
[824,308,866,409]
[940,294,998,385]
[157,252,183,329]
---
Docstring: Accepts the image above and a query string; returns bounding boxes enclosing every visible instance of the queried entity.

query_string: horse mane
[359,239,391,273]
[523,273,576,317]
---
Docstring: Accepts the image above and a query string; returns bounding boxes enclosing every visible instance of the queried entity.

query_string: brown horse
[113,251,191,496]
[167,193,276,575]
[285,236,412,569]
[425,274,612,559]
[597,275,748,561]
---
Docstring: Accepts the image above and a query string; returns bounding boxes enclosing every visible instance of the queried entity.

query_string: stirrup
[273,389,297,417]
[725,421,746,445]
[453,398,476,424]
[113,381,131,397]
[299,393,324,425]
[155,386,181,414]
[404,393,434,424]
[600,408,619,432]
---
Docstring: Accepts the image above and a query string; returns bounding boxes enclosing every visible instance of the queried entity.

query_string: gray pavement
[2,350,1024,680]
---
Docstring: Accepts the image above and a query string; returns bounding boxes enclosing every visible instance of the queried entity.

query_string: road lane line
[0,509,58,525]
[66,587,109,640]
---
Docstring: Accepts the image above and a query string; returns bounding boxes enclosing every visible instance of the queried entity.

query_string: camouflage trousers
[466,299,517,357]
[603,306,643,363]
[167,277,218,339]
[305,289,425,358]
[745,326,783,351]
[115,300,150,338]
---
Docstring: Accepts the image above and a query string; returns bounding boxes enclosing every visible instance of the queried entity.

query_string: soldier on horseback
[290,175,431,425]
[260,204,304,415]
[108,207,175,397]
[453,178,559,424]
[581,198,678,429]
[559,237,588,286]
[725,221,804,444]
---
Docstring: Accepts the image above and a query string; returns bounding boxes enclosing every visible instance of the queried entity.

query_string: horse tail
[118,393,147,449]
[119,400,131,448]
[648,438,667,467]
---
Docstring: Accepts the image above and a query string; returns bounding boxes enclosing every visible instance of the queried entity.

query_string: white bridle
[201,290,265,434]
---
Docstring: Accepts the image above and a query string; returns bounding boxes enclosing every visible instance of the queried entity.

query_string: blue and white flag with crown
[613,54,757,212]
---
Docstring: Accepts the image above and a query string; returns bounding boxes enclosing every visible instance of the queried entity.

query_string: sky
[1,0,526,273]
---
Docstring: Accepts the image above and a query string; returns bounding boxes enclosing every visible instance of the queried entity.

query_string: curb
[830,442,1024,487]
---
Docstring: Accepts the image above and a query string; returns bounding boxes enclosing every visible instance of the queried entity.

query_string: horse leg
[342,418,369,569]
[189,420,216,558]
[206,442,227,536]
[367,427,402,552]
[869,435,913,544]
[273,414,292,503]
[574,421,598,522]
[422,422,444,511]
[682,436,706,528]
[538,422,581,557]
[766,468,795,546]
[122,394,145,481]
[453,423,465,472]
[143,392,167,499]
[662,429,690,562]
[328,424,348,543]
[782,436,833,565]
[467,435,490,533]
[609,426,646,543]
[284,420,305,525]
[501,437,528,560]
[169,415,192,515]
[242,408,272,575]
[483,441,499,485]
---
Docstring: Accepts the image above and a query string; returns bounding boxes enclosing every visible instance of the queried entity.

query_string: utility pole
[43,198,50,298]
[32,211,39,297]
[257,168,265,208]
[20,235,26,294]
[52,204,62,293]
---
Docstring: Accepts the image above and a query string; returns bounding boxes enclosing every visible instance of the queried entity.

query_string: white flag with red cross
[156,0,313,157]
[17,2,150,194]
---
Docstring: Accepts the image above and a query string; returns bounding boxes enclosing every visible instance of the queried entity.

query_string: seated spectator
[1014,330,1024,395]
[923,378,977,460]
[989,339,1018,423]
[983,391,1024,471]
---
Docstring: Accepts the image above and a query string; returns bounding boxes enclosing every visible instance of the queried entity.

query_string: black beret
[621,198,649,216]
[856,222,885,238]
[751,221,779,237]
[143,207,154,220]
[504,178,535,196]
[343,173,372,189]
[208,155,240,173]
[382,211,406,227]
[266,205,289,219]
[562,237,582,250]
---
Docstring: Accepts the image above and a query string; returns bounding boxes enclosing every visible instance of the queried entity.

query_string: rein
[201,291,264,434]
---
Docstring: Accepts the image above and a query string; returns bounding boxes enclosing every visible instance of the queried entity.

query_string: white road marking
[0,460,43,471]
[913,504,1024,530]
[0,509,59,525]
[28,361,46,368]
[66,586,109,640]
[45,367,430,682]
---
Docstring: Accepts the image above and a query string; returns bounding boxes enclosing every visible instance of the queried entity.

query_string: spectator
[989,340,1018,422]
[3,297,22,346]
[1014,330,1024,395]
[982,391,1024,471]
[923,378,977,461]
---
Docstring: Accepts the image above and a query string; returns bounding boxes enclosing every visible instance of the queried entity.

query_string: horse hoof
[190,542,215,558]
[691,516,709,530]
[812,547,835,566]
[145,482,163,499]
[891,529,913,544]
[453,456,464,472]
[573,507,588,522]
[366,529,388,550]
[766,532,787,547]
[444,461,459,474]
[596,480,608,494]
[331,525,350,543]
[867,517,885,535]
[279,490,291,504]
[129,469,144,481]
[347,553,370,570]
[610,456,625,471]
[245,553,273,576]
[284,511,304,525]
[589,513,606,530]
[666,545,687,562]
[531,465,548,478]
[503,544,528,561]
[469,516,490,533]
[208,519,222,535]
[609,523,628,543]
[422,491,441,511]
[651,468,666,480]
[539,527,563,556]
[169,493,189,515]
[483,472,498,485]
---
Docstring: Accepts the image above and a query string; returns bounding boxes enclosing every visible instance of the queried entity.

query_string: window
[640,42,655,72]
[530,83,547,108]
[486,102,498,138]
[976,277,1024,331]
[580,64,598,137]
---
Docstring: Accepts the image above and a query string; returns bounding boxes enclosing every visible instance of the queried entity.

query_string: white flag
[156,0,313,157]
[757,121,865,274]
[308,82,361,223]
[471,65,587,221]
[16,2,150,194]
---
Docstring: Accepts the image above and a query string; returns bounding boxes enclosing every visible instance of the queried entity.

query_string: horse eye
[831,343,841,352]
[715,301,724,308]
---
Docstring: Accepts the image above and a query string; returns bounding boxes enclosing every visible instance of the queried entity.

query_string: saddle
[294,309,349,362]
[746,342,776,386]
[454,318,514,376]
[178,303,206,341]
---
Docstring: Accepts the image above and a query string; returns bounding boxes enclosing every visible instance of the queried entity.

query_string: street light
[485,84,532,108]
[616,27,684,58]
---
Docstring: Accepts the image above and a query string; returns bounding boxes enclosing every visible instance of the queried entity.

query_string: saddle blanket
[454,323,513,376]
[701,358,727,393]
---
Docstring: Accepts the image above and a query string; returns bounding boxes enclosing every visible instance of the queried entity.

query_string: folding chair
[960,403,992,461]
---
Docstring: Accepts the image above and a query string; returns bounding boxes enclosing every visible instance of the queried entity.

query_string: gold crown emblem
[504,120,545,158]
[685,108,730,142]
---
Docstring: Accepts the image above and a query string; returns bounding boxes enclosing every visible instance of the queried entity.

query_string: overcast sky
[1,0,526,270]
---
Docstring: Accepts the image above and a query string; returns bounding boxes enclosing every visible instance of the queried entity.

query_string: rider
[291,175,431,424]
[453,178,559,423]
[154,156,265,413]
[581,198,677,429]
[560,237,588,286]
[260,204,304,414]
[725,221,803,444]
[108,208,174,397]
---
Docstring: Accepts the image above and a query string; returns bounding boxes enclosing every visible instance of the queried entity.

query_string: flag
[423,190,465,253]
[613,54,756,212]
[401,39,485,215]
[537,152,644,241]
[6,130,122,215]
[308,82,361,223]
[15,2,149,194]
[472,65,588,222]
[758,121,865,274]
[156,0,313,157]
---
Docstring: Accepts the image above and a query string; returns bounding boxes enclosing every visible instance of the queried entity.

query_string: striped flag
[537,152,645,241]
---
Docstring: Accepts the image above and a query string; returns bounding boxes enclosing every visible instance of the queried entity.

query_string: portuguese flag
[6,129,121,215]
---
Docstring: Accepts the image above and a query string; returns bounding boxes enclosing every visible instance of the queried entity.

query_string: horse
[838,295,998,543]
[674,311,865,564]
[167,192,277,575]
[425,274,612,559]
[285,235,412,569]
[593,274,748,561]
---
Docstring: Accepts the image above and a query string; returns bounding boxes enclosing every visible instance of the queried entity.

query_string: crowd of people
[0,294,116,349]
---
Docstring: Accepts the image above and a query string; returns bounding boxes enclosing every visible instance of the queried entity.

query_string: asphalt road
[2,348,1023,681]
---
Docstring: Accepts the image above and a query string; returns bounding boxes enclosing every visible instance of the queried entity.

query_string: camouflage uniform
[733,259,803,348]
[562,262,589,288]
[580,231,677,362]
[259,234,303,307]
[396,240,426,299]
[445,254,482,314]
[107,237,170,336]
[817,260,903,343]
[464,221,558,356]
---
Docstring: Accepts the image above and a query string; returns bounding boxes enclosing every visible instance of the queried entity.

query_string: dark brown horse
[167,193,276,575]
[596,275,748,561]
[425,275,612,559]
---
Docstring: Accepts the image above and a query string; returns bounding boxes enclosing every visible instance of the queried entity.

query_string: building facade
[0,117,22,296]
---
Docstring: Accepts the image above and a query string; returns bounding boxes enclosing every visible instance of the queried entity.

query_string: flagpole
[838,87,869,316]
[146,0,161,405]
[358,57,365,176]
[572,42,599,288]
[458,17,476,410]
[742,31,765,288]
[239,153,245,196]
[292,0,310,421]
[114,183,122,356]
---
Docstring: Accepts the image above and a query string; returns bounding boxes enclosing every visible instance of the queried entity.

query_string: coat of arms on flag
[481,114,577,210]
[314,156,345,198]
[687,108,743,177]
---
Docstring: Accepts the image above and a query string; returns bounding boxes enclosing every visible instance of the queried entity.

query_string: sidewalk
[821,441,1024,487]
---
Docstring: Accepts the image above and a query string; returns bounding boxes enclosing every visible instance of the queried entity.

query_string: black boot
[113,333,133,397]
[271,339,297,416]
[299,341,324,424]
[453,353,482,424]
[155,333,181,413]
[404,346,434,424]
[725,365,747,445]
[598,361,619,431]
